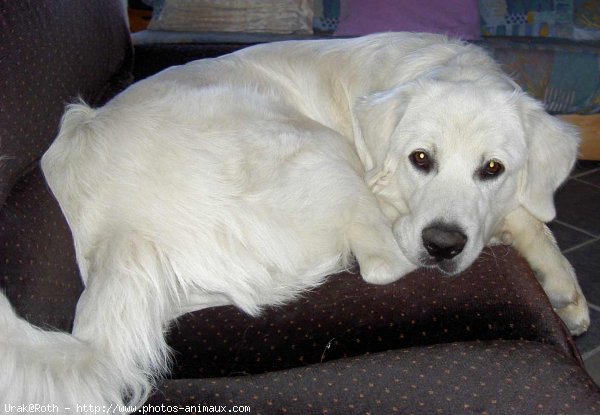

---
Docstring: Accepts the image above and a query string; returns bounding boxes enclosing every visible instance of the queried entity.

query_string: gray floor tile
[566,240,600,306]
[552,163,600,387]
[577,170,600,188]
[549,221,595,251]
[571,160,600,178]
[576,306,600,355]
[555,180,600,236]
[583,351,600,387]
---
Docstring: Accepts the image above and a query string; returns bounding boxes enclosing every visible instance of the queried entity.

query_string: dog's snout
[422,225,467,261]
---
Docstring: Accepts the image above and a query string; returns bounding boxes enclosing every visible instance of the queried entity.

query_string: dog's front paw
[536,257,579,309]
[360,253,416,285]
[555,291,590,336]
[534,257,590,336]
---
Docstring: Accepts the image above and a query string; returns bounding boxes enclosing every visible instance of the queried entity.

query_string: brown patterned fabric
[145,340,600,415]
[0,0,132,330]
[166,247,579,379]
[0,167,82,331]
[0,0,133,208]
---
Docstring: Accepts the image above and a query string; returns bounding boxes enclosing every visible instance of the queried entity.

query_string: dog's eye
[479,159,504,180]
[410,150,432,172]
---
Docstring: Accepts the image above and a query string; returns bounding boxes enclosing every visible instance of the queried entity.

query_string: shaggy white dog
[0,32,589,412]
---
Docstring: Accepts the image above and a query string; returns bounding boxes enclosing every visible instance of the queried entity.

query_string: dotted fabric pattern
[0,0,133,208]
[144,340,600,415]
[0,167,82,331]
[166,247,579,379]
[0,0,133,330]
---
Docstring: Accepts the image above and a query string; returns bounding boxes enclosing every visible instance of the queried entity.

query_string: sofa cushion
[146,340,600,415]
[479,0,600,40]
[0,166,82,331]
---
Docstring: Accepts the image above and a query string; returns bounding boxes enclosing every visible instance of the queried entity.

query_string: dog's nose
[422,225,467,261]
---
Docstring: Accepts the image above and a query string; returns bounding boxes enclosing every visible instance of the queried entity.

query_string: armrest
[166,247,580,379]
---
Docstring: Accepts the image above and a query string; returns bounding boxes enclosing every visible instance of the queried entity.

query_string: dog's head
[353,76,578,275]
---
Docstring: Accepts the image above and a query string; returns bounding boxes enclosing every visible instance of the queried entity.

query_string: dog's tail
[0,234,176,413]
[0,291,127,410]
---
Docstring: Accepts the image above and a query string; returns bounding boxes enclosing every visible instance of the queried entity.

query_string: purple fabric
[334,0,480,40]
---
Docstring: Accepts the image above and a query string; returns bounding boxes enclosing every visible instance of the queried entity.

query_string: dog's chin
[419,256,462,277]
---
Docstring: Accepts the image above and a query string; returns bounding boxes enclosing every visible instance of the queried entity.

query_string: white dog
[0,32,589,412]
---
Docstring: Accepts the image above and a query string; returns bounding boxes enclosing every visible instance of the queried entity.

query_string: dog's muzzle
[422,224,467,262]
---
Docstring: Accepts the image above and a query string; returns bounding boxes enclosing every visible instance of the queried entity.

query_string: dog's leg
[349,195,416,285]
[73,233,179,404]
[1,233,179,411]
[500,207,590,335]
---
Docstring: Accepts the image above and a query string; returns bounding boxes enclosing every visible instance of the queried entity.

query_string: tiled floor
[551,160,600,385]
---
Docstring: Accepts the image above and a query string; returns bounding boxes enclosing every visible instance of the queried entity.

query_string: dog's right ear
[351,86,412,193]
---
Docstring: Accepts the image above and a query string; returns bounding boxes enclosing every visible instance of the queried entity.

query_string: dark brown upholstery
[166,249,578,379]
[1,1,599,413]
[0,0,131,330]
[0,167,81,331]
[148,341,600,415]
[0,0,132,209]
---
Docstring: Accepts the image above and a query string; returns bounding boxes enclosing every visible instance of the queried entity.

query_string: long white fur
[0,33,588,412]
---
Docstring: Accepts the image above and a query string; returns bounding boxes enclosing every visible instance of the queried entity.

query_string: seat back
[0,0,132,330]
[0,0,133,207]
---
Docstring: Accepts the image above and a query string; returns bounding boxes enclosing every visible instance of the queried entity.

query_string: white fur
[0,33,588,412]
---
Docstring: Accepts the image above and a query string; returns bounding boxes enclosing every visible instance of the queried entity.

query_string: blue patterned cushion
[478,38,600,114]
[479,0,600,40]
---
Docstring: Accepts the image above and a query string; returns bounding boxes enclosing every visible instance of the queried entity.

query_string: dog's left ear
[518,96,580,223]
[351,86,411,192]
